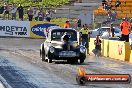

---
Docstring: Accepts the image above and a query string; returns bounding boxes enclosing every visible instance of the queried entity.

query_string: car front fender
[40,43,44,51]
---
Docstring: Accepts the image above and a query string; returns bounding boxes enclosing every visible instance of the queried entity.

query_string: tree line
[1,0,70,7]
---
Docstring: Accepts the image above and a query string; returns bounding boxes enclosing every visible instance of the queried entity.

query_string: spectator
[104,2,112,10]
[80,24,90,50]
[3,3,10,20]
[38,8,44,21]
[103,10,112,24]
[45,10,51,22]
[111,10,117,21]
[93,35,102,57]
[110,23,115,37]
[73,19,78,30]
[33,7,39,21]
[0,4,4,14]
[107,10,117,22]
[11,4,17,20]
[27,6,34,21]
[77,19,81,28]
[64,20,71,28]
[104,4,108,10]
[108,3,112,10]
[120,18,131,42]
[17,4,24,21]
[102,0,107,7]
[115,0,121,8]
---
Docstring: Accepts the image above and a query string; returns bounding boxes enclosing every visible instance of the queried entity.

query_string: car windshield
[51,29,77,41]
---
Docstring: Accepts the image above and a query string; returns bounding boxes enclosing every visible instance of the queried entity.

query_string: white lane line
[0,81,5,88]
[0,75,12,88]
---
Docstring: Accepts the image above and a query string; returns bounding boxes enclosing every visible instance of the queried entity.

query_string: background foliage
[0,0,70,7]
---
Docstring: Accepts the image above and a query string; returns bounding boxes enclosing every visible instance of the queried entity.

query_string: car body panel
[40,27,86,62]
[90,27,121,38]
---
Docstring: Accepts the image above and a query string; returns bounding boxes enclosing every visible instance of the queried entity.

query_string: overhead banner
[30,21,57,38]
[0,20,30,37]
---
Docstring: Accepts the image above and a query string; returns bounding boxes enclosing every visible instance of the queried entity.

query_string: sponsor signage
[31,24,56,36]
[30,21,56,38]
[0,20,30,37]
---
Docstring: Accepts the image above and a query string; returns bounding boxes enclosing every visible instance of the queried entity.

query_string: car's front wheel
[40,49,42,57]
[79,59,84,64]
[42,47,46,61]
[47,53,53,63]
[47,59,52,63]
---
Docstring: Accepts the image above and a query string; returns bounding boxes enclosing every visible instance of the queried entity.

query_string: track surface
[0,38,132,88]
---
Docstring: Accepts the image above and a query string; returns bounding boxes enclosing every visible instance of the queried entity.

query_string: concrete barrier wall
[102,39,109,57]
[89,38,96,54]
[130,51,132,63]
[125,42,131,62]
[108,41,131,61]
[108,40,126,61]
[88,38,132,63]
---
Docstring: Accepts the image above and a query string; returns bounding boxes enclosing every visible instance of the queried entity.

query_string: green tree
[7,0,70,7]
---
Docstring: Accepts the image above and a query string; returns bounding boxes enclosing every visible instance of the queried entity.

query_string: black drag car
[40,27,86,63]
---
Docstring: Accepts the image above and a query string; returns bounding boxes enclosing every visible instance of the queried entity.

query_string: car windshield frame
[51,29,77,41]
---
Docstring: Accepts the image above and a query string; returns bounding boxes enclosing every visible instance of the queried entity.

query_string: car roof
[49,27,76,32]
[48,26,61,29]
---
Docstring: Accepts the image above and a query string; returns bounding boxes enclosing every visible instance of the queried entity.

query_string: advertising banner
[0,20,30,37]
[30,21,56,38]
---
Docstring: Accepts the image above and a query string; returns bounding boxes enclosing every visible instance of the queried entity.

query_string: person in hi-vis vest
[80,24,90,54]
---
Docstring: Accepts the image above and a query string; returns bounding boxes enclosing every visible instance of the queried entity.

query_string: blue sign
[31,23,56,36]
